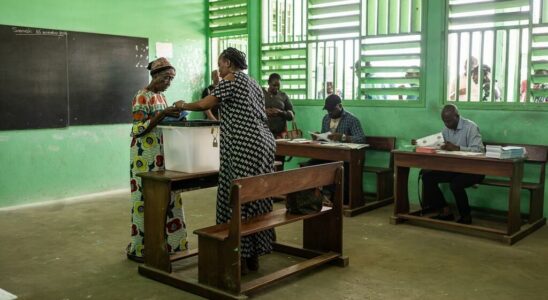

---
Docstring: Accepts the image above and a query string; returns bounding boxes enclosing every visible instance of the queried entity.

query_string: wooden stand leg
[142,179,172,272]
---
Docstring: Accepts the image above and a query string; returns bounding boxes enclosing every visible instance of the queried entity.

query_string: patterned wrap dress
[128,89,189,258]
[211,72,276,258]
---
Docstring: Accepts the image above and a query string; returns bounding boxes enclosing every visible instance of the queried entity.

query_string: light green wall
[0,0,207,207]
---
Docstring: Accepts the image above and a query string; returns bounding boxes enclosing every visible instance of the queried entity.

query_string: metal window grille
[260,0,424,101]
[447,0,548,104]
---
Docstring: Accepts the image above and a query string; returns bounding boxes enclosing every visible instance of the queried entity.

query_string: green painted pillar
[247,0,261,80]
[422,0,446,110]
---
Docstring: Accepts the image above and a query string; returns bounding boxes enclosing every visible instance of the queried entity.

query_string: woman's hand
[163,106,180,117]
[173,100,186,109]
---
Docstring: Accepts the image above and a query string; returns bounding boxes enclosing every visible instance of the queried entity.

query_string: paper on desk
[308,131,330,142]
[416,132,444,148]
[436,150,484,156]
[320,142,369,149]
[286,138,310,143]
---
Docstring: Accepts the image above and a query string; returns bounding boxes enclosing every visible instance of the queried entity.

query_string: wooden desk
[137,170,218,272]
[391,150,546,245]
[276,141,369,217]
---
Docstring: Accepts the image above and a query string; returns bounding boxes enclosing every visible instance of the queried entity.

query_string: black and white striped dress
[211,71,276,258]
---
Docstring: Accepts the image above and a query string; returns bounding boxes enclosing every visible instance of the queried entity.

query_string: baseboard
[0,188,129,211]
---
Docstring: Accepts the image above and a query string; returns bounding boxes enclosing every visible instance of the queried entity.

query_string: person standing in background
[127,57,189,262]
[202,69,220,120]
[264,73,294,138]
[264,73,294,170]
[449,57,479,101]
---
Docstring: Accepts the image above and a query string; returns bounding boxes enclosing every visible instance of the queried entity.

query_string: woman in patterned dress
[127,57,189,262]
[177,48,276,273]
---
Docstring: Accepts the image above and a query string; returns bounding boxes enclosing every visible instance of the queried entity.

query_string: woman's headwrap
[147,57,175,76]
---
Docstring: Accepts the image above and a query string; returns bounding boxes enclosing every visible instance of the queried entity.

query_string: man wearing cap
[306,95,366,205]
[318,94,366,143]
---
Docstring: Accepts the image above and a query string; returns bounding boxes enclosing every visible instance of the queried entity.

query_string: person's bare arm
[205,109,218,121]
[134,106,180,138]
[175,95,219,111]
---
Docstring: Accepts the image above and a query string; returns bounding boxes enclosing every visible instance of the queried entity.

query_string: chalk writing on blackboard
[12,27,67,36]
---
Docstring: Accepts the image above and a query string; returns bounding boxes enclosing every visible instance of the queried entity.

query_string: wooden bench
[193,162,347,298]
[362,136,396,210]
[137,163,347,299]
[480,142,547,223]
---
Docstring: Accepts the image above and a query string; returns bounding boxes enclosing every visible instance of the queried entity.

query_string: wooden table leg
[391,165,410,224]
[507,162,524,235]
[142,178,172,272]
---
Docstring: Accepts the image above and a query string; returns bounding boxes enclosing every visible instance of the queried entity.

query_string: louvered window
[209,0,248,73]
[359,0,422,100]
[261,0,424,102]
[447,0,548,105]
[209,0,247,37]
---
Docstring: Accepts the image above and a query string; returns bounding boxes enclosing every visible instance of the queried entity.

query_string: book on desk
[486,145,526,159]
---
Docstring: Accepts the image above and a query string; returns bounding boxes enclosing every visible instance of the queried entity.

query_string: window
[209,0,248,72]
[260,0,424,102]
[446,0,548,105]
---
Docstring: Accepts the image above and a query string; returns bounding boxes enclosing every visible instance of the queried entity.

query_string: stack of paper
[485,145,525,159]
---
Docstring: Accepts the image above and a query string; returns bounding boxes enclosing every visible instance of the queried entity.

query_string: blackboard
[0,26,69,130]
[68,32,148,125]
[0,24,149,130]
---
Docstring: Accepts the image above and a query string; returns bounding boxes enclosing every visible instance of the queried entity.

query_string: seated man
[422,104,485,224]
[318,94,366,143]
[306,95,366,204]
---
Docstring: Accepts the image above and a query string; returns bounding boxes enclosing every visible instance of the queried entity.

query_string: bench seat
[481,178,541,190]
[194,206,332,241]
[363,165,391,174]
[480,142,547,224]
[363,136,396,208]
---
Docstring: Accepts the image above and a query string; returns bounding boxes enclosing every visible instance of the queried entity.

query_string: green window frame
[445,0,548,110]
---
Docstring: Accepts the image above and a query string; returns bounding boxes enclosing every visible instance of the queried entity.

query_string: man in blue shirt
[319,95,366,143]
[422,104,485,224]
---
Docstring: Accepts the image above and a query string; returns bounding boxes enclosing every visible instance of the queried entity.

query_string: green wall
[0,0,207,207]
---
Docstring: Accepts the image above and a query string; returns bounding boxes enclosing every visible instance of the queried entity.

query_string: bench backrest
[366,136,396,151]
[365,136,396,169]
[233,162,344,204]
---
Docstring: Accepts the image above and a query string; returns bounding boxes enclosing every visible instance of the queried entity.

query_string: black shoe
[246,256,259,271]
[241,259,249,275]
[430,213,455,221]
[126,253,144,263]
[457,215,472,224]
